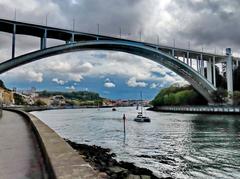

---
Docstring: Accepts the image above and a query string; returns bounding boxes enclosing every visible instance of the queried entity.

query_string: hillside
[151,84,207,106]
[38,90,102,101]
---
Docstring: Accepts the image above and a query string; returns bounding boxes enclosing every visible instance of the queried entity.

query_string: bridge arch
[0,40,216,103]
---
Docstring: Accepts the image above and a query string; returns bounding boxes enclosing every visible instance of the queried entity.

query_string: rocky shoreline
[65,139,172,179]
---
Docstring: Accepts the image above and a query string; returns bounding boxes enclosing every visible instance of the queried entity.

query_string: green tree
[211,88,228,104]
[34,99,47,106]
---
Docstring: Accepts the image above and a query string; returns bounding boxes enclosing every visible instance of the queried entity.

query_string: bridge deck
[0,18,237,62]
[0,110,47,179]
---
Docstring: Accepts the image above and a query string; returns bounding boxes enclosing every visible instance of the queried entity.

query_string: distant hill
[38,90,102,101]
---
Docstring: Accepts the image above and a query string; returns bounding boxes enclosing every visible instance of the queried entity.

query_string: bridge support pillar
[226,48,233,104]
[200,54,204,76]
[12,24,16,59]
[207,58,212,83]
[71,33,75,43]
[183,54,185,63]
[40,29,47,50]
[196,56,199,72]
[213,56,216,87]
[187,52,190,65]
[172,49,175,57]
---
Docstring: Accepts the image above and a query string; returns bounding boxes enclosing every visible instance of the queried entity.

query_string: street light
[119,27,122,38]
[139,30,142,42]
[72,18,75,31]
[97,24,100,35]
[14,9,17,21]
[45,13,49,26]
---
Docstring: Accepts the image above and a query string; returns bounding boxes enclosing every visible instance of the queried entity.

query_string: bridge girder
[0,40,217,103]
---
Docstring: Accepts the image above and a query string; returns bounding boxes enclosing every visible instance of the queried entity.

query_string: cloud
[1,68,43,83]
[127,77,148,88]
[150,83,158,89]
[104,82,116,88]
[52,78,67,85]
[67,73,83,82]
[65,85,75,91]
[104,78,116,88]
[77,62,93,73]
[1,0,235,92]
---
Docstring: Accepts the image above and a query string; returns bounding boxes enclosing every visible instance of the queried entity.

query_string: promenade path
[0,110,47,179]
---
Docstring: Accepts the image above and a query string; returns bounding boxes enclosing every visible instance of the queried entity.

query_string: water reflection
[32,108,240,179]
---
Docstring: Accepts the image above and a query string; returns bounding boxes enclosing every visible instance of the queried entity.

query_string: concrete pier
[153,106,240,114]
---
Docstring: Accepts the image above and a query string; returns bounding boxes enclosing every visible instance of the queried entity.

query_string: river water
[32,107,240,178]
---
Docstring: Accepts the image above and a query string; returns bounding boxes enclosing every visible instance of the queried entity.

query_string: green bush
[34,99,47,106]
[151,84,207,106]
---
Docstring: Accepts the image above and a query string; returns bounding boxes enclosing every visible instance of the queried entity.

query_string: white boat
[134,112,151,122]
[134,92,151,122]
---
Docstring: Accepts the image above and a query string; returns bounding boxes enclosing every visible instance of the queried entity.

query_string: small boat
[134,92,151,122]
[134,112,150,122]
[112,107,117,111]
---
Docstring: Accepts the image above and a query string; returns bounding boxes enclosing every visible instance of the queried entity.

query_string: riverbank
[65,139,171,179]
[3,105,107,112]
[4,105,127,112]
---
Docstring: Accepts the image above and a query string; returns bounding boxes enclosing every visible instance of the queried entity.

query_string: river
[32,107,240,178]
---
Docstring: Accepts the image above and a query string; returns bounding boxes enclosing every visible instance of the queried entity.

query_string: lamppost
[14,9,17,21]
[46,13,49,26]
[119,27,122,38]
[72,18,75,31]
[139,30,142,42]
[97,24,100,35]
[173,38,176,48]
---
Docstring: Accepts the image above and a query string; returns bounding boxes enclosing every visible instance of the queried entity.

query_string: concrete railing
[3,108,102,179]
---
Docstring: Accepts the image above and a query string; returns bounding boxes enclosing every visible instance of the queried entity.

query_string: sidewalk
[0,110,47,179]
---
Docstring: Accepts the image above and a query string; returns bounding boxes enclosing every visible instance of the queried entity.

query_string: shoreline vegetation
[151,84,208,107]
[65,139,172,179]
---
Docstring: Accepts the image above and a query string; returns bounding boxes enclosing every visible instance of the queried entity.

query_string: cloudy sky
[0,0,239,99]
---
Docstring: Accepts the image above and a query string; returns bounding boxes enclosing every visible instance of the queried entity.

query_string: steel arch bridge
[0,19,237,103]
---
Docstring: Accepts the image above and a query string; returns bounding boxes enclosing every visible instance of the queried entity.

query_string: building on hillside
[15,87,39,99]
[0,87,14,105]
[35,97,52,106]
[102,99,115,107]
[13,92,35,105]
[51,95,66,106]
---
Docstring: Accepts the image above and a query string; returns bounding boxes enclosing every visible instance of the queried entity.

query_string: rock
[98,172,109,179]
[127,174,141,179]
[109,166,128,174]
[65,139,161,179]
[140,175,151,179]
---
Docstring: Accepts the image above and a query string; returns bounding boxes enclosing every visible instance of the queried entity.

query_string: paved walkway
[0,110,47,179]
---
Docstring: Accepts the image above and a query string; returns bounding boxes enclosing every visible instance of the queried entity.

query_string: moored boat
[134,112,151,122]
[134,92,151,122]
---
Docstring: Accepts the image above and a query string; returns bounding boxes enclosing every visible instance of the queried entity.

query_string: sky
[0,0,240,100]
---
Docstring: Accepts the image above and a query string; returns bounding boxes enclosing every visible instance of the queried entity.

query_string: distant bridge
[0,19,238,103]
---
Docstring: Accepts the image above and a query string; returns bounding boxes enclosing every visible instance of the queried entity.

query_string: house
[0,87,14,105]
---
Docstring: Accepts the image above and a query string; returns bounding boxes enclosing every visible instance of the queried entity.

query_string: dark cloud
[169,0,240,52]
[52,0,150,35]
